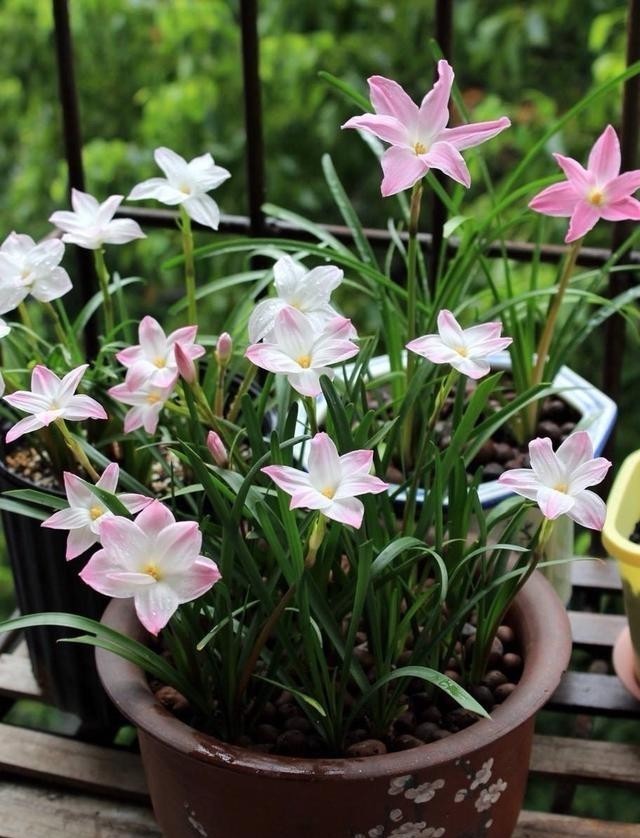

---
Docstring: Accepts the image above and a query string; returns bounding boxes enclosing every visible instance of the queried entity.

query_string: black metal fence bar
[240,0,267,237]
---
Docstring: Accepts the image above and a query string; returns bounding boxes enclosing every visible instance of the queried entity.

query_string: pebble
[344,728,368,747]
[494,442,515,463]
[470,685,495,711]
[482,670,508,690]
[258,701,277,721]
[154,685,190,714]
[474,440,496,465]
[284,716,312,733]
[497,625,515,645]
[346,739,387,757]
[415,721,440,743]
[482,462,505,479]
[419,705,443,725]
[276,730,308,754]
[538,420,561,443]
[487,637,504,668]
[445,708,479,731]
[393,734,423,751]
[277,702,300,720]
[256,724,279,744]
[503,652,523,671]
[393,711,416,735]
[494,682,517,702]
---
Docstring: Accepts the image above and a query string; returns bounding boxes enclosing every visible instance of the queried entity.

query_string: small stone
[410,692,432,713]
[445,708,478,731]
[256,724,279,744]
[415,721,440,743]
[433,728,452,740]
[393,734,423,751]
[284,716,312,733]
[393,712,416,735]
[482,670,508,690]
[461,622,476,639]
[494,442,515,463]
[419,705,443,725]
[277,702,300,720]
[473,440,497,466]
[444,668,462,683]
[487,637,504,668]
[496,625,515,645]
[258,701,277,721]
[354,644,375,669]
[275,690,293,706]
[538,420,561,443]
[346,739,387,757]
[276,729,308,754]
[470,685,495,711]
[154,685,190,714]
[446,657,461,672]
[494,682,516,702]
[344,728,368,747]
[236,735,252,748]
[482,462,505,479]
[503,652,522,671]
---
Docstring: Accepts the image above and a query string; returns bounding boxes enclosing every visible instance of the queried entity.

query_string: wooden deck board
[569,611,627,647]
[0,643,41,701]
[549,671,640,717]
[514,810,640,837]
[529,734,640,788]
[571,560,622,591]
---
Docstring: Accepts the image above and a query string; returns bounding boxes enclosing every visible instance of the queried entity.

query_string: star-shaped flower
[0,232,72,314]
[49,189,145,250]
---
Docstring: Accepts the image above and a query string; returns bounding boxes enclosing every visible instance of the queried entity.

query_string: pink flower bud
[216,332,233,364]
[207,431,229,467]
[175,342,196,384]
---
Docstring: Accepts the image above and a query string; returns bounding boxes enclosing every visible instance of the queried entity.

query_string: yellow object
[602,450,640,594]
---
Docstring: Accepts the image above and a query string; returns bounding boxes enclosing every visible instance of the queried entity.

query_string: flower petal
[341,113,409,146]
[380,146,429,197]
[418,59,454,139]
[262,465,311,496]
[134,583,180,635]
[424,142,471,188]
[128,178,186,205]
[553,153,590,190]
[135,500,176,532]
[438,116,510,151]
[324,496,365,528]
[183,194,221,230]
[604,170,640,203]
[529,181,579,217]
[568,490,607,530]
[154,147,189,183]
[566,202,600,242]
[535,486,575,520]
[554,430,593,472]
[497,468,540,501]
[308,432,341,491]
[101,219,146,245]
[164,557,221,602]
[529,437,564,485]
[5,415,47,443]
[600,196,640,221]
[587,124,621,184]
[248,298,287,343]
[245,341,301,374]
[367,75,419,127]
[65,526,100,560]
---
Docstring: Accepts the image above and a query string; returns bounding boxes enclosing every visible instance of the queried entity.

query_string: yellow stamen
[455,345,469,357]
[413,141,428,155]
[89,505,104,521]
[146,393,162,404]
[143,562,162,581]
[321,487,335,499]
[153,357,166,368]
[297,354,312,369]
[553,482,569,494]
[588,188,605,207]
[179,184,191,195]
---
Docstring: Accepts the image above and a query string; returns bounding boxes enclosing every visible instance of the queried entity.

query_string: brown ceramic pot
[97,571,570,838]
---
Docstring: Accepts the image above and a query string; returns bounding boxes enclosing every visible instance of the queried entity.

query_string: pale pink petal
[262,464,312,496]
[568,490,607,530]
[139,315,168,356]
[406,335,460,365]
[380,146,429,197]
[134,584,180,635]
[183,194,221,230]
[80,548,142,597]
[248,298,287,343]
[289,486,332,511]
[3,391,51,413]
[336,473,388,498]
[417,59,454,139]
[272,306,312,359]
[174,342,196,383]
[310,339,359,367]
[97,462,120,494]
[554,430,593,472]
[30,365,64,397]
[272,254,307,297]
[566,202,601,242]
[58,364,89,401]
[119,493,153,514]
[325,496,365,528]
[65,526,99,560]
[471,336,513,355]
[529,181,579,217]
[462,321,502,346]
[128,178,186,205]
[438,116,510,151]
[164,557,222,602]
[135,499,176,532]
[63,471,94,508]
[287,369,325,396]
[167,325,199,346]
[437,309,465,345]
[569,458,611,493]
[155,522,202,571]
[245,342,301,374]
[63,395,108,421]
[71,189,100,218]
[587,125,621,183]
[529,437,564,485]
[454,356,491,379]
[97,516,148,568]
[604,170,640,203]
[497,468,541,501]
[308,432,341,491]
[341,113,409,146]
[553,153,590,190]
[5,415,47,443]
[424,142,471,188]
[367,76,419,127]
[536,486,575,520]
[600,197,640,221]
[42,507,91,531]
[338,449,374,476]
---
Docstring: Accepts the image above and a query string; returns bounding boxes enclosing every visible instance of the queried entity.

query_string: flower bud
[174,342,196,384]
[207,431,229,467]
[215,332,233,365]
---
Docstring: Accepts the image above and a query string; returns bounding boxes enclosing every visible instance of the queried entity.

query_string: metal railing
[51,0,640,445]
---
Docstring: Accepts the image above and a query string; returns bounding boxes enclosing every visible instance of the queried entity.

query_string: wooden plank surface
[549,671,640,717]
[0,722,148,802]
[0,644,41,701]
[515,811,640,837]
[572,559,622,591]
[529,734,640,789]
[0,779,160,838]
[569,611,627,647]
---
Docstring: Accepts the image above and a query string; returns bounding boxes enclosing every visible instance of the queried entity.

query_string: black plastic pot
[0,457,122,737]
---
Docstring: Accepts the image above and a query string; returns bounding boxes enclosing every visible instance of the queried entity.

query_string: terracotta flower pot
[0,457,122,736]
[97,571,570,838]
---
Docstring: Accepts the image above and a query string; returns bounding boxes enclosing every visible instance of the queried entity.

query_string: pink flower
[262,432,388,528]
[49,189,145,250]
[79,500,221,635]
[406,310,512,379]
[215,331,233,364]
[116,315,204,390]
[42,462,151,560]
[498,431,611,529]
[206,431,228,467]
[245,308,359,397]
[342,61,510,196]
[3,364,107,443]
[529,125,640,242]
[0,232,72,314]
[108,378,175,435]
[248,255,345,343]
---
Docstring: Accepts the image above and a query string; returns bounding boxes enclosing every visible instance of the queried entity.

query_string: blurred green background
[0,0,639,822]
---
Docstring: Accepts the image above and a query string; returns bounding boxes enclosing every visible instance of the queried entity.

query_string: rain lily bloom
[498,431,611,528]
[529,125,640,242]
[206,431,228,467]
[108,378,175,435]
[49,189,145,250]
[0,232,72,314]
[215,331,233,364]
[406,310,512,379]
[262,432,388,528]
[245,308,359,397]
[4,364,107,443]
[342,60,510,196]
[128,147,231,230]
[42,462,152,560]
[116,315,205,390]
[80,500,221,635]
[248,255,345,343]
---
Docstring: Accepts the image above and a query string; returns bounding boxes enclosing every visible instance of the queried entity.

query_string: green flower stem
[234,514,326,708]
[179,206,197,326]
[55,419,100,482]
[93,249,114,336]
[304,396,318,436]
[526,237,583,433]
[214,362,227,417]
[17,302,43,362]
[406,180,424,375]
[227,366,257,424]
[42,301,70,348]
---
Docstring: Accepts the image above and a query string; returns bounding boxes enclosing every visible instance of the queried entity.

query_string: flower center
[587,188,605,206]
[413,141,428,155]
[20,268,32,284]
[153,356,166,368]
[553,482,569,494]
[146,393,162,404]
[297,354,312,369]
[89,504,104,521]
[143,561,162,581]
[179,184,191,195]
[454,345,469,357]
[321,487,335,499]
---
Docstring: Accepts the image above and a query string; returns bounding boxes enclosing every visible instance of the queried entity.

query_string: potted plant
[0,59,628,835]
[602,450,640,698]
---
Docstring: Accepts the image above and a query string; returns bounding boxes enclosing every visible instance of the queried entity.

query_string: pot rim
[96,570,570,782]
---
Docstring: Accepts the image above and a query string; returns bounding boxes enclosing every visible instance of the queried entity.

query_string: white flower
[248,255,345,342]
[129,147,231,230]
[405,778,445,803]
[42,462,151,559]
[49,189,146,250]
[0,232,72,313]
